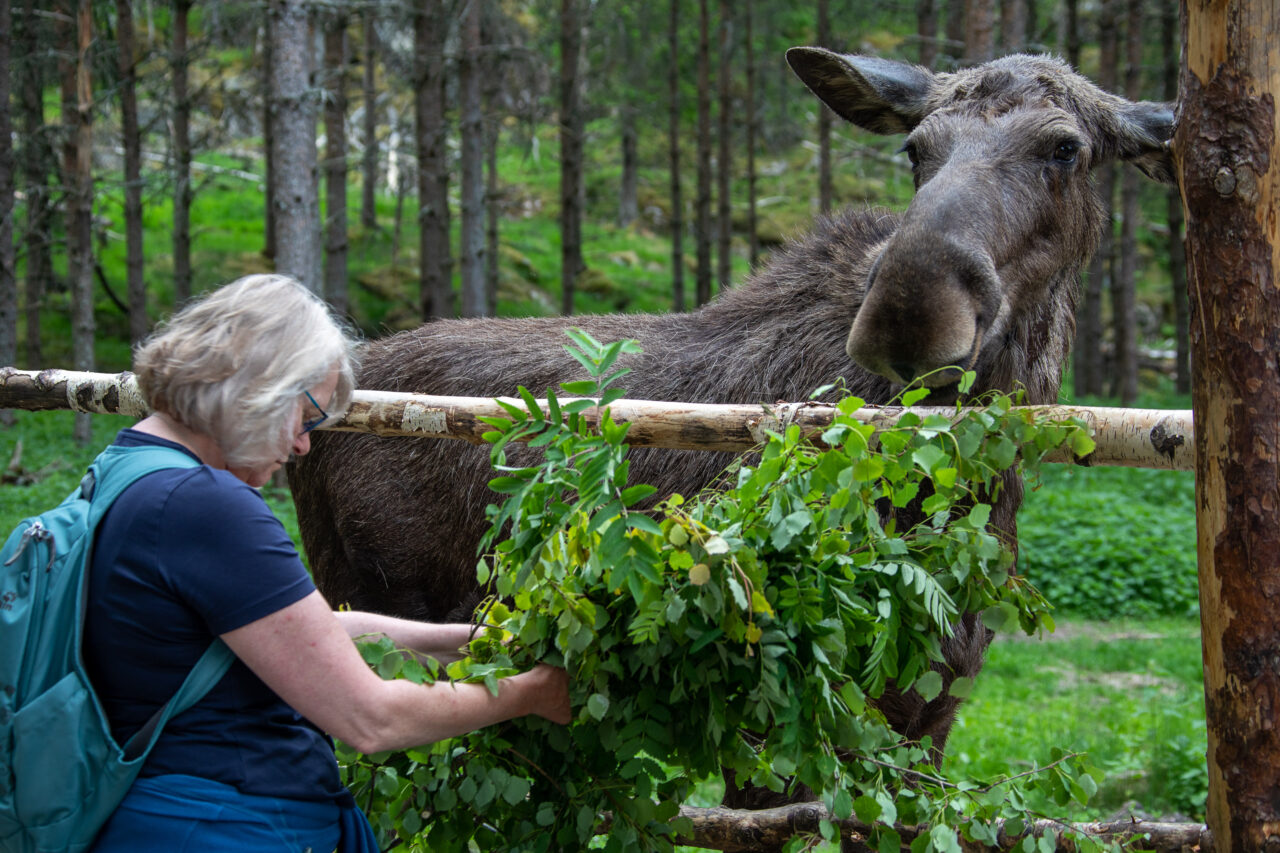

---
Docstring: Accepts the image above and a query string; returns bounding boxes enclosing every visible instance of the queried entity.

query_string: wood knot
[1213,166,1236,196]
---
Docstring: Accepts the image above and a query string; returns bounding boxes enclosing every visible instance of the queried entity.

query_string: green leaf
[913,670,943,702]
[587,693,610,720]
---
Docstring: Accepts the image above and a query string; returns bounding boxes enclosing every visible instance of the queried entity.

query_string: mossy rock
[577,267,617,296]
[356,267,417,303]
[500,244,542,284]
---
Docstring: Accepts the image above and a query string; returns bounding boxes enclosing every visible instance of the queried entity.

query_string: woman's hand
[520,664,573,725]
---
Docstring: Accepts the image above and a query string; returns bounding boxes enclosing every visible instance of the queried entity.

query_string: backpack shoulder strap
[122,639,236,761]
[85,444,203,521]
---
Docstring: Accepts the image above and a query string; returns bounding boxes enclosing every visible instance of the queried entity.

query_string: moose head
[787,49,1175,388]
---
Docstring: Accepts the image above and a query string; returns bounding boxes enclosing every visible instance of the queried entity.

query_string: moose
[290,47,1174,811]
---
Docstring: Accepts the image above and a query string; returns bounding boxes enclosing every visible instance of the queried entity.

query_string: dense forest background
[0,0,1187,437]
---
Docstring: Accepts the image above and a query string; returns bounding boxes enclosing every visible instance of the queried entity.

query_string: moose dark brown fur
[290,48,1173,797]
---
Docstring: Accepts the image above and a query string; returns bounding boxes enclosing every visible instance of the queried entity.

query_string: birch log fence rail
[0,367,1194,471]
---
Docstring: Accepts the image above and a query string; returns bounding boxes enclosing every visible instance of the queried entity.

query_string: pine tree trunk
[1163,3,1189,396]
[17,0,49,367]
[1111,0,1142,405]
[558,0,585,316]
[0,0,14,383]
[619,110,638,228]
[999,0,1026,53]
[944,0,965,66]
[1177,3,1280,849]
[262,8,277,263]
[416,0,451,320]
[459,0,486,318]
[117,0,147,342]
[172,0,192,305]
[323,13,349,317]
[964,0,995,64]
[1063,0,1080,71]
[715,0,732,291]
[669,0,686,312]
[817,0,832,214]
[360,8,379,231]
[61,0,94,444]
[483,30,501,318]
[694,0,713,307]
[917,0,938,69]
[1076,0,1117,398]
[269,0,320,292]
[744,0,758,269]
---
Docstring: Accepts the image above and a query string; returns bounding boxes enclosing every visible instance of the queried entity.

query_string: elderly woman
[85,275,571,852]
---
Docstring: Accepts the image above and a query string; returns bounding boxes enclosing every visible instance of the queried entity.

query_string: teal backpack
[0,444,236,853]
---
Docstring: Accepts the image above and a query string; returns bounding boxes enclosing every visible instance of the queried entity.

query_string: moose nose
[891,362,918,385]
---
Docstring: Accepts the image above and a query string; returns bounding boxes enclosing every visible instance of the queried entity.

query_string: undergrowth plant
[340,332,1115,853]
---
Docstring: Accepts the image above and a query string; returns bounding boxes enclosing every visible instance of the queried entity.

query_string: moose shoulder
[289,49,1173,767]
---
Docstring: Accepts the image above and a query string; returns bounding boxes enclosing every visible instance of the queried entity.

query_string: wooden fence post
[1177,3,1280,850]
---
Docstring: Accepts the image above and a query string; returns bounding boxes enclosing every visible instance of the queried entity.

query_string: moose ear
[1115,101,1176,184]
[786,47,935,135]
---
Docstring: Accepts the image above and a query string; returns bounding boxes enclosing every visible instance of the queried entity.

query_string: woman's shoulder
[111,429,276,523]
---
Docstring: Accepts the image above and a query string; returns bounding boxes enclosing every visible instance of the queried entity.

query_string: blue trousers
[90,774,378,853]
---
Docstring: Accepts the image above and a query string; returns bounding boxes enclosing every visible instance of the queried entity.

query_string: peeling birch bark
[1,366,1195,470]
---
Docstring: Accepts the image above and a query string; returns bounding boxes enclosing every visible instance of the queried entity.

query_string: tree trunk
[269,0,320,292]
[964,0,995,65]
[1163,2,1189,396]
[999,0,1026,53]
[715,0,732,291]
[17,0,49,367]
[944,0,965,66]
[0,0,14,384]
[558,0,585,316]
[619,109,638,228]
[744,0,758,269]
[669,0,685,312]
[172,0,192,305]
[263,8,277,262]
[483,19,501,318]
[1063,0,1080,69]
[694,0,713,307]
[323,12,349,317]
[416,0,451,320]
[459,0,486,317]
[117,0,147,341]
[1111,0,1142,405]
[917,0,938,69]
[1075,0,1117,399]
[1178,2,1280,851]
[360,7,379,231]
[817,0,833,214]
[61,0,94,444]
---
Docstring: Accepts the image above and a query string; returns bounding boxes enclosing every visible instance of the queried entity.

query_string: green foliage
[1017,466,1198,619]
[339,334,1124,852]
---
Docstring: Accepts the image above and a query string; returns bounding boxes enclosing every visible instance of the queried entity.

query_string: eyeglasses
[300,390,329,435]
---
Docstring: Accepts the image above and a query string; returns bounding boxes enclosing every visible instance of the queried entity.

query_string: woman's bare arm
[221,591,572,754]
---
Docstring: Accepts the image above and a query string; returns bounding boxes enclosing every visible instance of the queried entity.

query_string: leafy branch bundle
[340,332,1105,853]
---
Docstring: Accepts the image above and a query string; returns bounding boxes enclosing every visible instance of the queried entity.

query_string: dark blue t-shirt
[84,429,346,804]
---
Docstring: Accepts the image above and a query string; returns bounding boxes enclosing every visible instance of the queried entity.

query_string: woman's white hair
[134,274,360,468]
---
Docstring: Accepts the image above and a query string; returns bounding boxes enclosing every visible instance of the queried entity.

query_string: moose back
[289,48,1173,758]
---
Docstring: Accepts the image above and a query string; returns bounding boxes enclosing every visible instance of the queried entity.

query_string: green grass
[946,616,1207,822]
[0,410,299,547]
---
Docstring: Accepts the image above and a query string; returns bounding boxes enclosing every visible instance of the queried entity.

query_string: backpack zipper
[3,522,55,571]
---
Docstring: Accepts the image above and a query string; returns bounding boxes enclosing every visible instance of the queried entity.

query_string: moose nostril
[891,362,917,384]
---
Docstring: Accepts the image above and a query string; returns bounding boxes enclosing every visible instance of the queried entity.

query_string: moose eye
[898,141,920,169]
[1052,140,1080,163]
